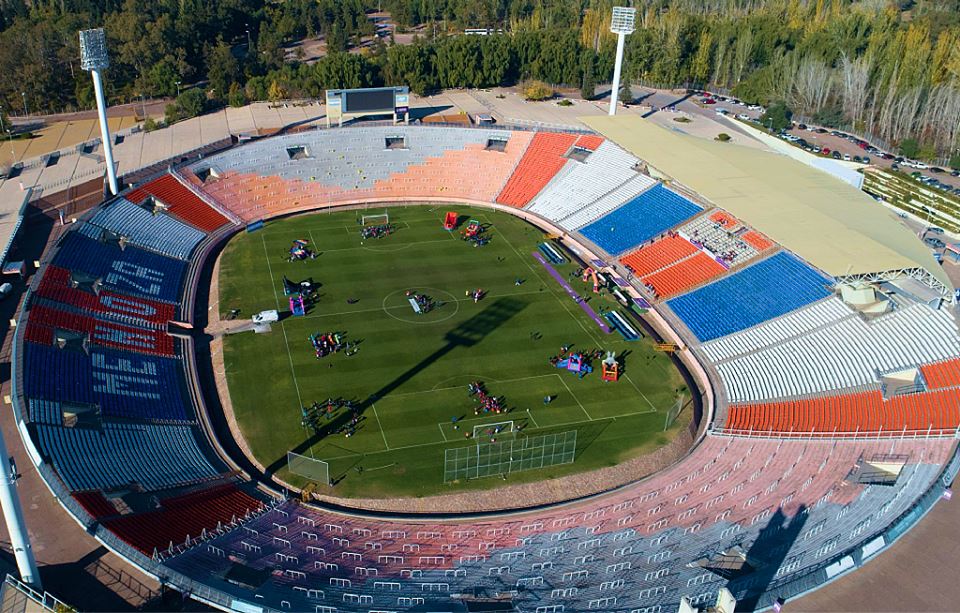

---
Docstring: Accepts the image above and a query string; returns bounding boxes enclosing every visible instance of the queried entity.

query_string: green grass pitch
[217,205,688,499]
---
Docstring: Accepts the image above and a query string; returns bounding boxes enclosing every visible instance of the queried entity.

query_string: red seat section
[103,484,265,554]
[921,357,960,390]
[496,133,578,208]
[73,491,119,520]
[574,134,604,151]
[709,210,740,229]
[726,387,960,436]
[126,174,230,232]
[28,304,175,356]
[642,252,726,298]
[36,265,175,327]
[620,235,698,277]
[24,322,55,345]
[742,230,773,251]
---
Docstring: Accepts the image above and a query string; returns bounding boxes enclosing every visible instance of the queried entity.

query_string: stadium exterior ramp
[581,115,952,296]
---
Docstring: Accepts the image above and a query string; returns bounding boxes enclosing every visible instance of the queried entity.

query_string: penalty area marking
[371,403,390,451]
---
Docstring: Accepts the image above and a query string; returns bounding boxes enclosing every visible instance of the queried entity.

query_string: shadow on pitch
[265,297,528,476]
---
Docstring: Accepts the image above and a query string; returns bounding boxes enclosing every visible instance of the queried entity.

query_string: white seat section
[559,173,658,230]
[526,140,641,223]
[702,297,855,362]
[679,214,759,267]
[717,303,960,402]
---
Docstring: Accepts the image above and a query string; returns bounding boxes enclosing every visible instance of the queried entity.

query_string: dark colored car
[831,151,841,159]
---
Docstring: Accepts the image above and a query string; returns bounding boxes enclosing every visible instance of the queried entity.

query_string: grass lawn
[218,205,687,498]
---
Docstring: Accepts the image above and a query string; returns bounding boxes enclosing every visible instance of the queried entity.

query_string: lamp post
[175,81,181,98]
[608,7,636,116]
[20,92,27,116]
[79,28,119,195]
[245,23,251,50]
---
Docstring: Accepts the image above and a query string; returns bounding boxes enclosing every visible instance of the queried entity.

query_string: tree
[268,80,288,102]
[165,88,206,123]
[207,38,240,101]
[619,82,633,105]
[227,82,247,108]
[950,151,960,171]
[580,51,596,100]
[899,137,921,158]
[760,101,793,132]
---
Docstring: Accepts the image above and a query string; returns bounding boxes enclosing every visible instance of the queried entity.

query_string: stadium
[4,66,960,613]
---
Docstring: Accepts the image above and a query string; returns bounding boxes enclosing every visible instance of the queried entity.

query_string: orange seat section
[496,132,578,208]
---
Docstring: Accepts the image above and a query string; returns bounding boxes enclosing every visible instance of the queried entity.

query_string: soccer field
[217,205,688,498]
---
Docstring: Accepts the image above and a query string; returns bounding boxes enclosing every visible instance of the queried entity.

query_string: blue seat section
[34,422,218,491]
[579,184,702,254]
[667,252,833,341]
[86,198,206,260]
[52,232,186,303]
[28,399,66,425]
[23,344,192,422]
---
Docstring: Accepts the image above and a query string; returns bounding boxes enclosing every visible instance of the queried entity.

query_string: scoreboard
[326,86,410,126]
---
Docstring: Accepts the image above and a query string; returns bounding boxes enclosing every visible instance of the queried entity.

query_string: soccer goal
[287,451,330,486]
[472,420,515,441]
[664,394,685,431]
[360,212,389,227]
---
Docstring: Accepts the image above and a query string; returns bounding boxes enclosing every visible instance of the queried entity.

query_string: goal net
[360,212,389,226]
[287,451,330,486]
[664,394,685,431]
[472,420,515,441]
[444,430,577,483]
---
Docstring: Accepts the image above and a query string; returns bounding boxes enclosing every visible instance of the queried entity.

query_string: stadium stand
[724,386,960,436]
[103,483,265,555]
[667,252,833,342]
[526,140,639,223]
[679,212,763,267]
[26,303,175,356]
[83,199,206,260]
[579,184,703,254]
[642,251,727,299]
[163,435,954,613]
[193,128,536,220]
[620,234,699,277]
[23,344,193,421]
[742,230,773,252]
[33,421,218,492]
[52,232,187,303]
[716,304,960,402]
[125,174,230,232]
[35,264,176,328]
[921,357,960,390]
[558,173,658,230]
[700,297,854,363]
[496,132,580,207]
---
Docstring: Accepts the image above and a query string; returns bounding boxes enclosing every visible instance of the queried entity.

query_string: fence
[444,430,577,482]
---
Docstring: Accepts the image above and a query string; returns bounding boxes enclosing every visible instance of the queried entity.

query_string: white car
[735,113,749,120]
[715,108,728,115]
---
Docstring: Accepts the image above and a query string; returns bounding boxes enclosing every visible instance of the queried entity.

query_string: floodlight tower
[0,426,40,587]
[609,6,637,116]
[79,28,119,195]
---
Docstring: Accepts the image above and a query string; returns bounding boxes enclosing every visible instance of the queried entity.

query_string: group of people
[288,239,317,262]
[360,223,395,240]
[548,346,605,366]
[467,381,508,416]
[405,290,437,314]
[466,288,486,303]
[310,331,346,359]
[461,222,490,247]
[301,397,359,431]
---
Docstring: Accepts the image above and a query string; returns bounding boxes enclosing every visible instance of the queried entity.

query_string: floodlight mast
[79,28,119,196]
[609,7,636,116]
[0,425,41,587]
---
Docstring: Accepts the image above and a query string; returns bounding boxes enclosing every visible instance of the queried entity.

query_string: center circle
[381,287,460,324]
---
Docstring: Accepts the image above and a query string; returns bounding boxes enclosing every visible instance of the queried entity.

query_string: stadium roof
[582,116,951,291]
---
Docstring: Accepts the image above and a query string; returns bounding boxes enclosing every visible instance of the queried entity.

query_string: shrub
[522,81,554,101]
[715,133,732,142]
[557,99,573,107]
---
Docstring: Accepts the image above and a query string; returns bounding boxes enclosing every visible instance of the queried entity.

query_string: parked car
[831,151,842,159]
[843,154,851,161]
[930,167,944,173]
[924,237,946,249]
[798,123,808,130]
[928,227,945,234]
[862,156,870,164]
[891,163,900,170]
[822,147,831,155]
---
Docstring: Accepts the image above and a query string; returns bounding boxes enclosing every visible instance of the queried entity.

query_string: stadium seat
[125,174,231,232]
[84,198,206,260]
[579,184,703,254]
[666,252,832,342]
[496,132,579,208]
